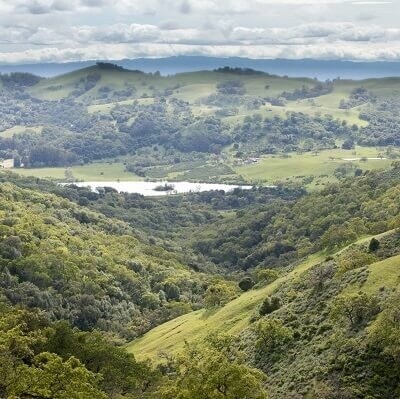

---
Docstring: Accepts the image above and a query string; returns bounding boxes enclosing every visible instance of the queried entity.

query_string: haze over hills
[2,56,400,80]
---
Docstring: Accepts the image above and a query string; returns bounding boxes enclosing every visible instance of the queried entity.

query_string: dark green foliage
[259,296,281,316]
[233,112,351,156]
[280,82,333,101]
[239,276,255,291]
[192,167,400,270]
[339,87,376,109]
[369,237,380,252]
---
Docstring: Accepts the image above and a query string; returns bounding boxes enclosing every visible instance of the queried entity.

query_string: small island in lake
[153,183,175,192]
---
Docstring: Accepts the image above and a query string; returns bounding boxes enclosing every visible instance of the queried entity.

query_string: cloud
[0,0,399,63]
[2,21,400,48]
[2,41,400,65]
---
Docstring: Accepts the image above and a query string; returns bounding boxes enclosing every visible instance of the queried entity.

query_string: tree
[256,269,280,285]
[204,283,237,308]
[342,139,355,150]
[157,339,267,399]
[254,318,293,355]
[368,237,380,252]
[164,281,181,301]
[259,296,281,316]
[239,276,255,292]
[330,293,379,330]
[320,225,357,251]
[10,353,107,399]
[369,292,400,362]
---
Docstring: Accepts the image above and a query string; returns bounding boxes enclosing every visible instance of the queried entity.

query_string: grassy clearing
[344,254,400,295]
[235,146,392,185]
[13,161,142,181]
[87,98,154,114]
[0,125,43,138]
[127,253,325,360]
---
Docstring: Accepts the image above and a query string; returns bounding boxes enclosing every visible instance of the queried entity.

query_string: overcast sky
[0,0,399,64]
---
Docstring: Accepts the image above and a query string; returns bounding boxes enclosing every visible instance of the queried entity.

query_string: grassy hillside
[127,253,325,359]
[127,230,398,360]
[128,229,400,398]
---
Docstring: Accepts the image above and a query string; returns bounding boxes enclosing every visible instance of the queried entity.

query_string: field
[235,146,392,186]
[12,145,393,187]
[14,161,142,181]
[0,125,43,138]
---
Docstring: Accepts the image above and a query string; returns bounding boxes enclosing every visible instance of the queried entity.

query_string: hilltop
[2,56,400,79]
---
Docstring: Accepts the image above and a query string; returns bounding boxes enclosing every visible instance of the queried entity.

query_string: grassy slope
[127,231,397,360]
[127,253,325,360]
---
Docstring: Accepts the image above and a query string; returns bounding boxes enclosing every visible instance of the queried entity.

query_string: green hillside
[1,64,399,189]
[127,230,398,360]
[128,229,400,398]
[127,253,325,359]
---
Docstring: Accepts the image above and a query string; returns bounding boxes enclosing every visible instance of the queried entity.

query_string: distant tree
[342,139,355,150]
[204,283,237,308]
[254,318,293,355]
[256,269,280,285]
[369,292,400,362]
[164,282,181,301]
[259,296,281,316]
[368,237,380,252]
[239,276,255,292]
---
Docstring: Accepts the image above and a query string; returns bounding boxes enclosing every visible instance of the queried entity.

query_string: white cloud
[0,0,398,63]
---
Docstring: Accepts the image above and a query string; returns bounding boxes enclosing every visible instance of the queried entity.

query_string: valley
[0,62,399,398]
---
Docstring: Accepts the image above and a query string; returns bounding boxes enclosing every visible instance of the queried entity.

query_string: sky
[0,0,399,64]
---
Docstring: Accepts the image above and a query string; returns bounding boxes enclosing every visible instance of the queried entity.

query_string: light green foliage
[204,282,238,308]
[256,269,280,285]
[330,292,379,330]
[336,248,377,274]
[11,353,107,399]
[369,292,400,362]
[321,223,358,251]
[254,318,293,355]
[157,337,268,399]
[0,181,205,340]
[0,309,106,398]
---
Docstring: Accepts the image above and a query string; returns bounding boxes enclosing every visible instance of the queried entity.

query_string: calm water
[68,181,253,196]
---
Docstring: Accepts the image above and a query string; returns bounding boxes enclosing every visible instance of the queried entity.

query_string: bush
[369,237,380,252]
[259,296,281,316]
[239,277,255,292]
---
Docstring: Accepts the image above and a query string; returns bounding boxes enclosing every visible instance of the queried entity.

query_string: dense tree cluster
[192,166,400,270]
[232,112,353,155]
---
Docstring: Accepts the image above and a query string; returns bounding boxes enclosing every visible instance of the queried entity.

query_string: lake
[68,181,253,196]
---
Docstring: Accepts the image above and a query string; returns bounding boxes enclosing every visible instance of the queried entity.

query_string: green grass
[127,253,325,360]
[13,161,142,181]
[0,125,43,138]
[343,254,400,295]
[235,146,392,186]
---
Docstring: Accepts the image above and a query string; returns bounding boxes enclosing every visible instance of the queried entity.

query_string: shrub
[259,296,281,316]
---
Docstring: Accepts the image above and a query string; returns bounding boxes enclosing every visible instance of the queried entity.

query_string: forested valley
[0,64,399,398]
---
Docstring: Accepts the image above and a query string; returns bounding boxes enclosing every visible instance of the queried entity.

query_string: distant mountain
[1,56,400,80]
